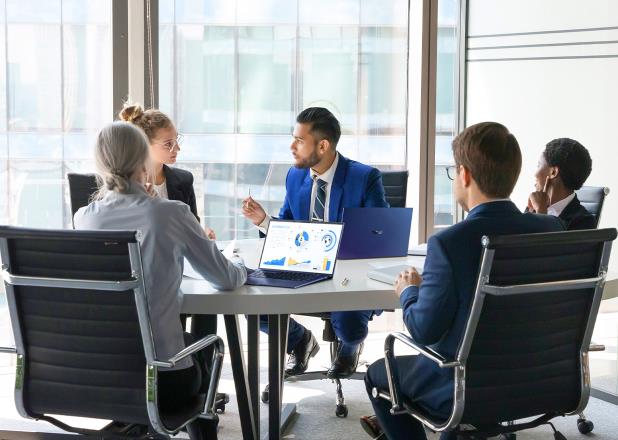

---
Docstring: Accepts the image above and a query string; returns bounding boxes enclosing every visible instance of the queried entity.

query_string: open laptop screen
[259,220,344,275]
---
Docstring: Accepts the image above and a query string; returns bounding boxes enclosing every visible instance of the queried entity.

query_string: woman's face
[149,125,180,165]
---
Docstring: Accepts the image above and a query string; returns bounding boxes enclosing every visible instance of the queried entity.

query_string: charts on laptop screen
[259,221,343,275]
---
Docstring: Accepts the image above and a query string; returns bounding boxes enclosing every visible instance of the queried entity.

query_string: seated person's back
[528,138,596,230]
[364,122,565,440]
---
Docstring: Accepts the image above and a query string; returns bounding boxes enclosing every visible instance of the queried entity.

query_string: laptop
[246,219,344,289]
[338,207,413,259]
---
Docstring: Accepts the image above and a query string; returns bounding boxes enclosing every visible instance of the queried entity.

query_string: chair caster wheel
[214,393,229,414]
[215,400,226,414]
[578,419,594,434]
[499,434,516,440]
[335,404,348,418]
[261,384,269,404]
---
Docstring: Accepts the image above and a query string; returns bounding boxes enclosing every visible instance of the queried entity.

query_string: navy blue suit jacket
[399,201,565,418]
[277,154,388,221]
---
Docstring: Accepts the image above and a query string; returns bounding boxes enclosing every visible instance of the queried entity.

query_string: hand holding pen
[241,187,267,226]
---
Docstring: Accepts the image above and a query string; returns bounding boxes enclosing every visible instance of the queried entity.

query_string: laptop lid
[338,207,413,259]
[259,219,344,275]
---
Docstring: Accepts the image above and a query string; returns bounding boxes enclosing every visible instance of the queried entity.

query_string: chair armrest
[382,332,459,414]
[0,347,17,354]
[154,335,225,417]
[589,344,605,352]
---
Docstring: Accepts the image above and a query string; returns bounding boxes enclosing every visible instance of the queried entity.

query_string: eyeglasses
[445,165,457,181]
[155,134,184,152]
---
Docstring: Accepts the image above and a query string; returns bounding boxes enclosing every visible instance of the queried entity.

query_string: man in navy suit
[361,122,564,440]
[242,107,388,378]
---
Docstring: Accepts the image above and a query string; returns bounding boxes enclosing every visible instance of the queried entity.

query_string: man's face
[290,123,322,169]
[534,153,553,191]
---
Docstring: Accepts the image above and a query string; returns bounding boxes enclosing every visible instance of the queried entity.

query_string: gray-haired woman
[75,121,246,438]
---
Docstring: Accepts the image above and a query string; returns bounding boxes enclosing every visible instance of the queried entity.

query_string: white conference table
[180,239,618,440]
[181,239,424,440]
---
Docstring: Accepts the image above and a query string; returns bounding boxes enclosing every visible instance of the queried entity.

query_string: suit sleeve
[363,168,389,208]
[185,173,200,223]
[277,168,294,220]
[567,213,597,230]
[399,234,457,345]
[176,205,246,290]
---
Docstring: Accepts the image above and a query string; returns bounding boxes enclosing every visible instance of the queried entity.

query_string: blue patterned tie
[312,178,327,222]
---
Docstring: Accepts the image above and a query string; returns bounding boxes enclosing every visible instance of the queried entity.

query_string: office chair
[67,173,99,227]
[262,169,410,417]
[575,186,610,228]
[373,228,616,439]
[381,170,409,208]
[0,226,224,438]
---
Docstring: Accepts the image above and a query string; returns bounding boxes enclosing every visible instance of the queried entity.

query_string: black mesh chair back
[0,226,217,436]
[0,227,150,425]
[459,228,615,426]
[67,173,99,226]
[381,170,408,208]
[575,186,609,228]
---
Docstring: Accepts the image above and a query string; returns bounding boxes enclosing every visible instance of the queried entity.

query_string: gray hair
[94,121,150,197]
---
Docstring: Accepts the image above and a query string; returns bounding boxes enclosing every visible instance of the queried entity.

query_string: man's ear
[318,139,330,153]
[460,165,472,188]
[549,166,560,179]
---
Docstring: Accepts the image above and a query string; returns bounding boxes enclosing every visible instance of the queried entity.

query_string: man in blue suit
[242,107,388,378]
[361,122,565,440]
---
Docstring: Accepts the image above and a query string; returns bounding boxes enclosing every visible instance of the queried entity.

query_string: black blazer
[163,165,200,222]
[559,194,597,230]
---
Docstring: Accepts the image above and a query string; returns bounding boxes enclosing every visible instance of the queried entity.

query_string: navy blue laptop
[338,207,413,259]
[246,219,344,289]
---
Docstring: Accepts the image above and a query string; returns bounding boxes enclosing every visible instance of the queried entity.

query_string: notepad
[367,264,423,285]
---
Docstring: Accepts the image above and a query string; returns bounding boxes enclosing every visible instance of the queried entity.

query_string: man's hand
[241,196,267,226]
[394,267,422,297]
[205,227,216,240]
[527,176,551,214]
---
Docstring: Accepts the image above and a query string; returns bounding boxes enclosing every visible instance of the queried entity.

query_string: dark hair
[296,107,341,149]
[543,138,591,191]
[452,122,522,198]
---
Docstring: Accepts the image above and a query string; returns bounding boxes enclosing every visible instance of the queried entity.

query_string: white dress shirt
[153,180,168,199]
[547,192,575,217]
[74,183,247,370]
[259,153,340,232]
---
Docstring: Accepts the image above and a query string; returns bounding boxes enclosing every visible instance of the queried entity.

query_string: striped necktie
[312,178,328,222]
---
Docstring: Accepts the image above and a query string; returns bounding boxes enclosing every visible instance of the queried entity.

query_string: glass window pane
[179,134,236,162]
[300,26,358,134]
[0,7,5,134]
[236,135,292,163]
[359,26,407,135]
[237,0,297,25]
[8,133,63,160]
[299,0,359,26]
[63,24,112,130]
[159,24,174,119]
[62,0,110,24]
[238,26,295,133]
[159,0,174,24]
[0,160,7,225]
[6,0,60,23]
[7,24,62,130]
[176,26,235,133]
[361,0,408,26]
[433,0,459,228]
[175,0,236,25]
[10,161,64,228]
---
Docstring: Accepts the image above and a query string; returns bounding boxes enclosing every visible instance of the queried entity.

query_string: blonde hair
[94,122,150,197]
[118,103,173,142]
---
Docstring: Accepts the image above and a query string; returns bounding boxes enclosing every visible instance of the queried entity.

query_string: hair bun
[119,103,144,123]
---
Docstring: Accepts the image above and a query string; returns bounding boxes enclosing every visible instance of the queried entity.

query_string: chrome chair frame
[372,233,613,436]
[0,232,224,437]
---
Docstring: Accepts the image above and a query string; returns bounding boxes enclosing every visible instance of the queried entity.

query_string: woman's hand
[205,227,216,240]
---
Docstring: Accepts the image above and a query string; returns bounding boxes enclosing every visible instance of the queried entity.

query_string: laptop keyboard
[249,269,319,281]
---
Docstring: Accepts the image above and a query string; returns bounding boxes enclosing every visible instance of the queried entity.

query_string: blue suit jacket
[277,154,389,221]
[399,201,565,418]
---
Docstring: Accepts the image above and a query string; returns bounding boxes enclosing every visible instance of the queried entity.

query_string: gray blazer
[74,183,246,369]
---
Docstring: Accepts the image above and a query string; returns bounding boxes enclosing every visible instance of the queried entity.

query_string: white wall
[466,0,618,270]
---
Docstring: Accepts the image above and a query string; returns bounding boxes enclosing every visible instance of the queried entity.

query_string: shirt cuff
[399,284,419,308]
[258,215,271,235]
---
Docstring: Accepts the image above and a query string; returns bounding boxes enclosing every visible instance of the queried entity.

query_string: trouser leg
[259,314,305,353]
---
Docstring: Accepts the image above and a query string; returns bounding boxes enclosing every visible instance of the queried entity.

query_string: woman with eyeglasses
[119,104,216,240]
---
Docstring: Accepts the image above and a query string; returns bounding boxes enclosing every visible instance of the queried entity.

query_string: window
[0,0,112,228]
[433,0,460,228]
[159,0,409,240]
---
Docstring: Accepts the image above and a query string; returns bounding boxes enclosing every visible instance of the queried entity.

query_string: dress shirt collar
[547,192,575,217]
[310,152,339,186]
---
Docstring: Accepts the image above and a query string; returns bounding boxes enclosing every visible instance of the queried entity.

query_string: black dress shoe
[285,330,320,376]
[326,342,363,379]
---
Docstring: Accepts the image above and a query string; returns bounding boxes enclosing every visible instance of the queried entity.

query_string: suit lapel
[163,165,182,200]
[329,156,347,222]
[298,172,313,221]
